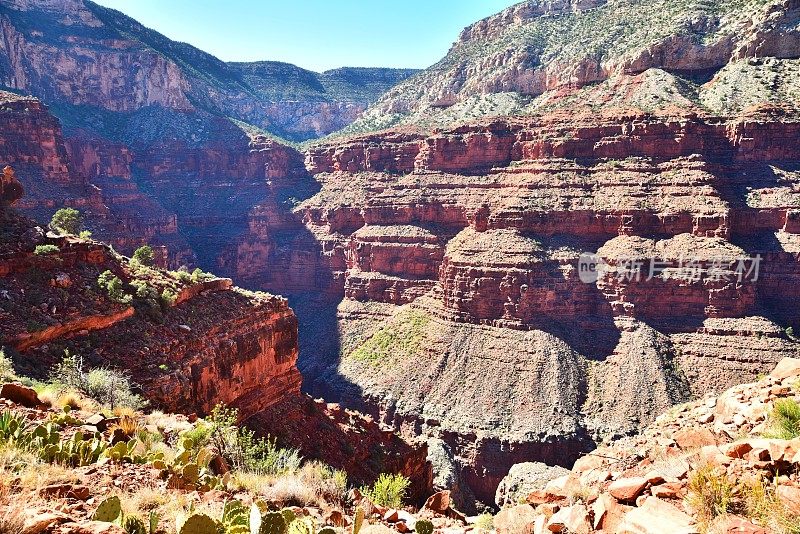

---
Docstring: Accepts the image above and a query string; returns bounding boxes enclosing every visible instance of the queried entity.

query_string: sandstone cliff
[0,0,417,142]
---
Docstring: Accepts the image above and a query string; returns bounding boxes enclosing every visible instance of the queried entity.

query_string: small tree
[50,208,82,235]
[132,245,155,266]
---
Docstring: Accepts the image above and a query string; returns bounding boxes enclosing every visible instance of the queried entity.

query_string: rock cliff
[0,0,417,142]
[227,102,800,509]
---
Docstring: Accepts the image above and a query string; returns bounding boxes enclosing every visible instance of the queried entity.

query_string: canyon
[2,0,800,515]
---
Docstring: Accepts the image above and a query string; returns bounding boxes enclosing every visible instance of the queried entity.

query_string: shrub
[160,289,178,306]
[195,404,301,476]
[49,208,82,235]
[33,244,59,255]
[78,230,92,239]
[474,514,494,531]
[764,399,800,439]
[132,245,155,267]
[190,268,212,283]
[97,270,131,304]
[0,350,16,383]
[360,473,410,509]
[49,353,145,410]
[686,463,734,526]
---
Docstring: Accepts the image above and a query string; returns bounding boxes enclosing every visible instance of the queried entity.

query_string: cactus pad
[179,513,218,534]
[93,496,122,522]
[415,520,434,534]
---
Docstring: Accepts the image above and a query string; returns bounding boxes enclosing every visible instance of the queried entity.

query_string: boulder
[22,510,70,534]
[495,462,570,507]
[673,428,717,450]
[616,497,698,533]
[546,504,590,534]
[770,358,800,380]
[494,504,538,534]
[423,490,451,514]
[0,382,41,408]
[608,477,649,502]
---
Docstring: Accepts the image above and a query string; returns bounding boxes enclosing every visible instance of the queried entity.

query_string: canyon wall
[220,102,800,508]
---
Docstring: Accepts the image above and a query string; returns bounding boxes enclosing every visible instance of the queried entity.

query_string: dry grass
[110,414,143,438]
[686,463,735,532]
[740,477,800,534]
[229,461,347,508]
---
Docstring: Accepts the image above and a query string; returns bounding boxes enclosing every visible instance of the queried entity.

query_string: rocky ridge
[491,356,800,533]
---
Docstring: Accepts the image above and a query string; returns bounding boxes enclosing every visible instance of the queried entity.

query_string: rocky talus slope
[492,356,800,533]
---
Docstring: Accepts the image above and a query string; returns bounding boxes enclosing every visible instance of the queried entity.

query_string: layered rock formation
[0,188,431,493]
[343,0,800,133]
[0,207,300,420]
[0,0,416,142]
[220,100,798,508]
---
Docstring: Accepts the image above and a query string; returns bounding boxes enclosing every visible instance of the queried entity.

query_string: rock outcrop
[0,203,300,420]
[491,357,800,533]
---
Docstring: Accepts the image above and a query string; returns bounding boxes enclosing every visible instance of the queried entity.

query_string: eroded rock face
[0,0,417,142]
[228,105,800,509]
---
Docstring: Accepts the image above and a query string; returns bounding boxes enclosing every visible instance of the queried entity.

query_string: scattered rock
[607,477,649,502]
[0,382,41,408]
[496,462,570,508]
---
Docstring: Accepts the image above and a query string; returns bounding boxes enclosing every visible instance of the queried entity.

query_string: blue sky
[93,0,519,72]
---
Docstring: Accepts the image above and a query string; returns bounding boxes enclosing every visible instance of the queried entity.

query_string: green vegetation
[33,244,59,255]
[763,399,800,439]
[49,353,145,410]
[359,472,410,508]
[189,404,302,477]
[474,514,494,531]
[0,350,16,383]
[161,289,178,306]
[49,208,82,235]
[349,309,430,365]
[97,269,132,304]
[132,245,155,266]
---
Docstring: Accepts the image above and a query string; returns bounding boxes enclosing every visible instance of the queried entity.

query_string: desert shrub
[686,463,735,526]
[132,245,155,266]
[33,244,59,255]
[742,477,800,534]
[194,404,301,476]
[360,472,410,509]
[173,270,192,284]
[160,289,177,306]
[49,208,82,235]
[0,351,16,383]
[190,268,212,283]
[49,353,145,410]
[78,230,92,239]
[97,270,131,304]
[763,399,800,439]
[474,514,494,531]
[297,460,348,503]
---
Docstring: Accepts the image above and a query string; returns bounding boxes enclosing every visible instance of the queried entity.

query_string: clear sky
[92,0,519,72]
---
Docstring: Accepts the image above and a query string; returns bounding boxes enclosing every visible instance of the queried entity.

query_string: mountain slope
[0,0,418,142]
[339,0,800,134]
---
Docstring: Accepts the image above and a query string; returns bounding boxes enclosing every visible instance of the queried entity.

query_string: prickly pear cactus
[286,518,313,534]
[122,514,147,534]
[149,511,159,534]
[258,512,287,534]
[415,520,434,534]
[182,462,200,484]
[221,500,249,534]
[352,507,364,534]
[280,510,296,528]
[179,513,218,534]
[93,496,122,522]
[318,528,336,534]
